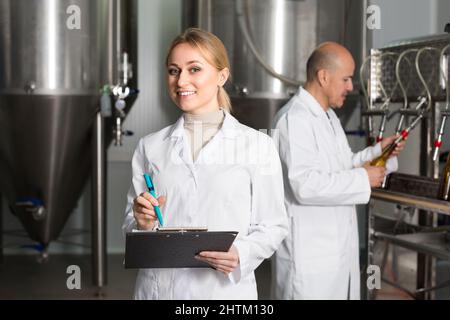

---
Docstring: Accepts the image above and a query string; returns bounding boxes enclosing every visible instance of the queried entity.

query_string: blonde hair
[166,28,232,112]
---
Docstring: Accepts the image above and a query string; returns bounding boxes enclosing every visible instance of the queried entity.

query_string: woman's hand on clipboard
[195,245,240,275]
[133,192,166,230]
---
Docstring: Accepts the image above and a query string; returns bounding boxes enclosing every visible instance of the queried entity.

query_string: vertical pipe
[92,111,107,289]
[361,0,369,66]
[416,102,437,299]
[0,193,3,263]
[416,113,429,300]
[428,102,440,299]
[432,103,441,178]
[197,0,212,31]
[366,200,376,300]
[361,0,370,300]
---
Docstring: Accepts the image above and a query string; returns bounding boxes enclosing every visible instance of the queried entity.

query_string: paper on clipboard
[156,226,208,232]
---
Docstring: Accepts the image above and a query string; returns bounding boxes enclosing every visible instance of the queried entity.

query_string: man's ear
[317,69,328,87]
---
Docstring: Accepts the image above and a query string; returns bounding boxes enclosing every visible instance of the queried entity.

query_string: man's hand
[363,162,386,187]
[380,134,407,157]
[196,245,240,275]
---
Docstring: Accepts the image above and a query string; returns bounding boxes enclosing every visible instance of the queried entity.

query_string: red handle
[401,130,409,139]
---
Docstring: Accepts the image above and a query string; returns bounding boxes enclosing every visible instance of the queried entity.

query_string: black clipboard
[124,230,238,269]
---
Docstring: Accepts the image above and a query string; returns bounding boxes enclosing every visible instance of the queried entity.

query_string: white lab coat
[123,111,288,300]
[272,88,397,300]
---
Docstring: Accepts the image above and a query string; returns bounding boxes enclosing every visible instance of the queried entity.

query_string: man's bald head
[304,42,355,110]
[306,42,354,83]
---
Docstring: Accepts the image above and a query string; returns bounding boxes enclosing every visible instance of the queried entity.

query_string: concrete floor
[0,254,136,299]
[371,242,450,300]
[1,249,448,300]
[0,254,272,299]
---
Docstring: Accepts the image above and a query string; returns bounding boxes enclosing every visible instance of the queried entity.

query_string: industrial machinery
[0,0,138,288]
[182,0,366,130]
[361,34,450,299]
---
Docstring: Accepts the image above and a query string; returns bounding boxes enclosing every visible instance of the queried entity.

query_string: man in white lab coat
[272,42,405,299]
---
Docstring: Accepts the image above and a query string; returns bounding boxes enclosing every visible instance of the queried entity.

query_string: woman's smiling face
[167,43,228,115]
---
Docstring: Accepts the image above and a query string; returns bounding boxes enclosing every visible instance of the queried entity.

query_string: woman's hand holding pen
[133,192,166,230]
[195,245,240,275]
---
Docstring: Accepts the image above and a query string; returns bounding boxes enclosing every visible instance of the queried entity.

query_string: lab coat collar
[297,87,328,118]
[221,110,240,139]
[167,115,185,139]
[167,109,239,140]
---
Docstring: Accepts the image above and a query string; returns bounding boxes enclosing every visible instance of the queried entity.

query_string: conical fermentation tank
[0,0,138,248]
[183,0,365,129]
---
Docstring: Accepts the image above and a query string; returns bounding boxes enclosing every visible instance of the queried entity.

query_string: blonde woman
[122,28,288,300]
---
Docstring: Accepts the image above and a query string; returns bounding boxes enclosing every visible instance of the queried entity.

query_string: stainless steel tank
[0,0,137,248]
[183,0,365,129]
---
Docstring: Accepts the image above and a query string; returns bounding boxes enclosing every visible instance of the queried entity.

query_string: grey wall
[369,0,439,49]
[437,1,450,34]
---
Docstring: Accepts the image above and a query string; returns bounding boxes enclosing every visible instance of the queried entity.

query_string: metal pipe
[115,116,122,146]
[394,48,419,134]
[359,54,373,110]
[366,199,376,300]
[360,51,398,143]
[398,101,427,116]
[197,0,213,31]
[415,47,440,113]
[0,193,2,263]
[361,110,387,116]
[415,279,450,294]
[433,115,447,161]
[376,52,398,141]
[376,112,388,142]
[414,46,440,299]
[419,107,436,301]
[361,0,369,63]
[380,277,417,299]
[432,44,450,161]
[360,53,378,143]
[92,111,107,289]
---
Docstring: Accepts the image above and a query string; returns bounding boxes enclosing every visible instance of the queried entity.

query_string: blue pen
[143,173,164,226]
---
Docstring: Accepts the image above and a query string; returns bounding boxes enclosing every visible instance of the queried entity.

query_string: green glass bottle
[439,152,450,201]
[371,135,405,167]
[370,114,423,167]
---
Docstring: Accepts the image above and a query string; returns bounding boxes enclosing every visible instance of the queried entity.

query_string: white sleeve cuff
[374,142,382,157]
[228,263,242,284]
[386,156,398,174]
[227,240,249,284]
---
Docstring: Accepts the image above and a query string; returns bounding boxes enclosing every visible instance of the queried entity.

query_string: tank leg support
[0,193,3,263]
[92,111,107,290]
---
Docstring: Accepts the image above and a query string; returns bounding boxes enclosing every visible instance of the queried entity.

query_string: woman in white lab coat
[122,28,288,300]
